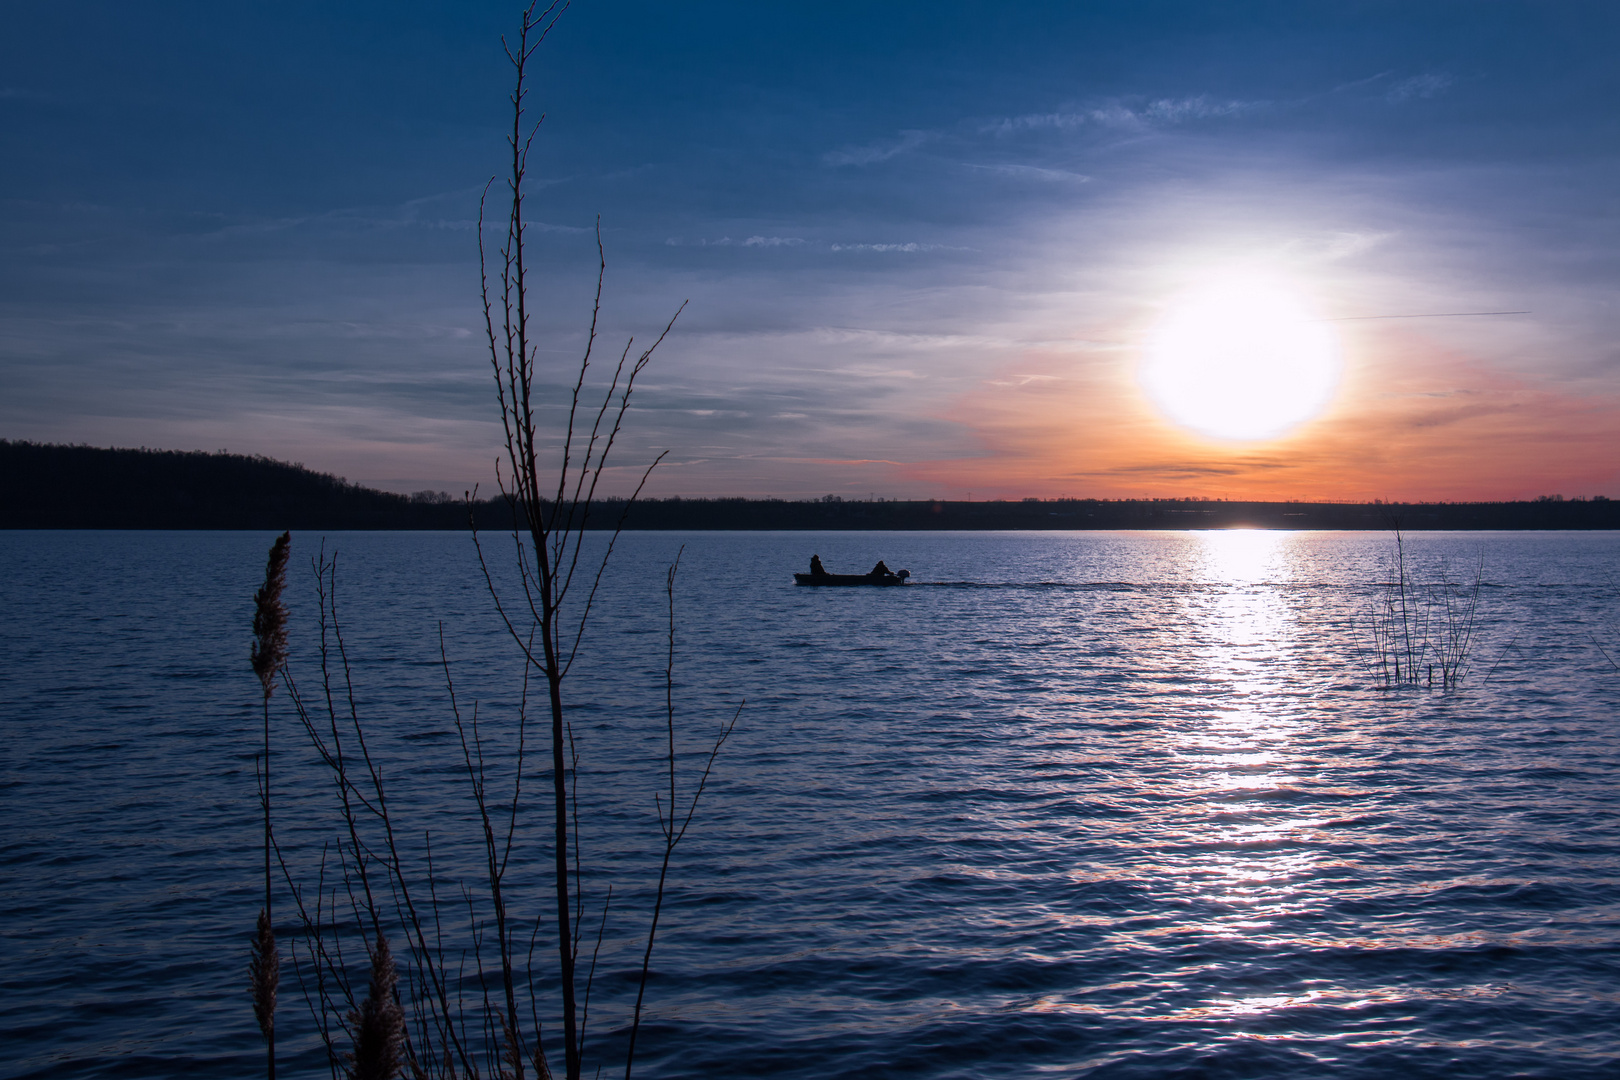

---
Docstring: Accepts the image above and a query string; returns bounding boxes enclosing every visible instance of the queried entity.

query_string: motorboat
[794,559,911,587]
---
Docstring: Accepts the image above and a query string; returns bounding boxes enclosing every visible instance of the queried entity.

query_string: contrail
[1323,310,1531,321]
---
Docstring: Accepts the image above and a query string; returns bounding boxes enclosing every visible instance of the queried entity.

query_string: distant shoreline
[3,441,1616,531]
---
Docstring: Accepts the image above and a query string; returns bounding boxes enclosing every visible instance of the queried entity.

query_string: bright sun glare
[1140,275,1341,442]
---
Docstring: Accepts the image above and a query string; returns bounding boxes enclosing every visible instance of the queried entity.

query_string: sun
[1139,274,1341,441]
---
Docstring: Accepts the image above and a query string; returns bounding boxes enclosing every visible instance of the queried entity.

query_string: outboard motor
[897,569,911,581]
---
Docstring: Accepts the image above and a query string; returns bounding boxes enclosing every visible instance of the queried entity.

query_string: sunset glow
[2,4,1616,502]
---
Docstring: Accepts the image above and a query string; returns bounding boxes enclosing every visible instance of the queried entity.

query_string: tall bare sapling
[250,6,736,1077]
[467,2,714,1076]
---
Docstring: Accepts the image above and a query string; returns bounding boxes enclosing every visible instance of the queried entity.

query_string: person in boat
[810,554,829,578]
[869,560,892,578]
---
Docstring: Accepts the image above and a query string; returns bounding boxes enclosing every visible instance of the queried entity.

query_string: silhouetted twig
[625,550,741,1079]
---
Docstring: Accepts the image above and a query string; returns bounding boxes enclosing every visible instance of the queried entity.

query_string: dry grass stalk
[251,529,290,1078]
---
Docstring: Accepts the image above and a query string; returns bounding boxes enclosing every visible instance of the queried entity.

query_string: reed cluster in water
[1363,530,1483,691]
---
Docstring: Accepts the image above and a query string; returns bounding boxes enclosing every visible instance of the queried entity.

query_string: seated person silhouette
[869,560,892,578]
[810,554,829,578]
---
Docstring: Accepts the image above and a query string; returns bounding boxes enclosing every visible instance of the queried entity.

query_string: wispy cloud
[985,95,1263,135]
[962,163,1091,183]
[985,374,1059,388]
[1069,458,1294,479]
[1387,73,1453,103]
[823,129,932,166]
[808,327,1008,352]
[1281,230,1395,262]
[176,187,547,240]
[665,235,807,247]
[822,365,926,380]
[660,236,967,256]
[1404,401,1508,431]
[778,457,911,467]
[828,242,962,253]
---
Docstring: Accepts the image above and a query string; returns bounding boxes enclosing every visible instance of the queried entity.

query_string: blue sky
[4,1,1617,499]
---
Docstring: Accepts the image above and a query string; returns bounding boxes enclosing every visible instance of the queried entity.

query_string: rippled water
[3,529,1618,1079]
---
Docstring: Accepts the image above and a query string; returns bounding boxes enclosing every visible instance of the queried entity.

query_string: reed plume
[250,906,280,1039]
[251,529,290,1078]
[348,933,406,1080]
[252,531,292,700]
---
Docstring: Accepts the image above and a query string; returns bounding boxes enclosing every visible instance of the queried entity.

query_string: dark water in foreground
[2,530,1618,1079]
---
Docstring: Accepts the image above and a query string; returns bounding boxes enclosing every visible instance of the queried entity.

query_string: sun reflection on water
[1166,530,1324,965]
[1199,527,1290,585]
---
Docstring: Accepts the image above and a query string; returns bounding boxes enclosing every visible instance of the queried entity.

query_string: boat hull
[793,573,908,587]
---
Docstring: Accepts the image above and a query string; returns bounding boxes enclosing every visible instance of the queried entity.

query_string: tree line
[4,440,1615,530]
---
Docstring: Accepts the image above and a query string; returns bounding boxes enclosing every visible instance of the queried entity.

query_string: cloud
[822,129,932,167]
[777,457,911,467]
[1331,71,1395,94]
[1281,230,1395,262]
[985,95,1262,135]
[962,163,1091,183]
[790,363,926,380]
[807,327,1006,352]
[1404,401,1509,431]
[828,242,962,253]
[1139,96,1258,123]
[986,374,1059,388]
[658,235,968,256]
[665,235,807,247]
[1067,458,1294,479]
[1330,70,1452,104]
[176,188,552,241]
[1387,73,1453,103]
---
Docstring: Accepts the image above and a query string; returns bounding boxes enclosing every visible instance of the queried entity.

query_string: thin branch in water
[1589,633,1619,673]
[625,551,741,1080]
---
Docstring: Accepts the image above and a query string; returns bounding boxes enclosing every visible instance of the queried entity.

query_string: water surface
[2,530,1617,1078]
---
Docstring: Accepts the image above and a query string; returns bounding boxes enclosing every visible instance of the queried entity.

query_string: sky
[3,0,1618,501]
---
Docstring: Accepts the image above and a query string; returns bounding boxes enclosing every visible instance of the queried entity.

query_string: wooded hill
[0,441,509,530]
[3,441,1616,530]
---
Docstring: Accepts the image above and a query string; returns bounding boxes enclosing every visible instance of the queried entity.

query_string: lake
[2,529,1617,1078]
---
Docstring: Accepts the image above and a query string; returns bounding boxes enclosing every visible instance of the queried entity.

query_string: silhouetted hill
[0,441,514,529]
[3,441,1616,530]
